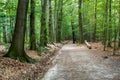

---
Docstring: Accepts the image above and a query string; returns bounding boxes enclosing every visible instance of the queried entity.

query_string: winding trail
[42,44,120,80]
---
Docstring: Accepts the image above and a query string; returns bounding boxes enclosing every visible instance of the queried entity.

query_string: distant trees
[0,0,120,62]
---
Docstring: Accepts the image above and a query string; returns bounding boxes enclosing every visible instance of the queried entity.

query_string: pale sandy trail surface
[42,44,120,80]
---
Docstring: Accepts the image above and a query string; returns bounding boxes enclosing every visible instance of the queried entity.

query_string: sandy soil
[43,44,120,80]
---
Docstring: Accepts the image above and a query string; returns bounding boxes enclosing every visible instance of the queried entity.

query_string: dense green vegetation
[0,0,120,62]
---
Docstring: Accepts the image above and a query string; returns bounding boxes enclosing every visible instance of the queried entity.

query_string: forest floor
[0,41,120,80]
[0,41,68,80]
[42,42,120,80]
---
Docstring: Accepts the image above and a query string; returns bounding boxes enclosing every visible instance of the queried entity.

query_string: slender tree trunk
[30,0,36,50]
[78,0,84,43]
[93,0,97,42]
[103,0,108,51]
[53,0,57,42]
[71,21,76,43]
[40,0,47,46]
[107,0,112,47]
[48,0,53,42]
[56,0,63,42]
[113,1,117,55]
[4,0,34,63]
[118,0,120,47]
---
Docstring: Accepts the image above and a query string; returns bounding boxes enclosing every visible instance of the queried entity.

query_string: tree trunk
[53,0,57,42]
[71,21,76,44]
[40,0,47,46]
[4,0,34,63]
[118,0,120,47]
[93,0,97,42]
[30,0,36,50]
[113,1,117,55]
[56,0,63,42]
[103,0,108,51]
[48,0,53,42]
[107,0,112,47]
[78,0,84,43]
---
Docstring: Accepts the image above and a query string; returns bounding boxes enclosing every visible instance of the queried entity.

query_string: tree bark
[103,0,108,51]
[78,0,84,43]
[48,0,53,42]
[93,0,97,42]
[56,0,63,42]
[40,0,47,46]
[53,0,57,42]
[30,0,36,50]
[118,0,120,47]
[4,0,34,63]
[107,0,112,47]
[71,21,76,43]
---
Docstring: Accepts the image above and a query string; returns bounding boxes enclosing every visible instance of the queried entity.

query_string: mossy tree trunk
[30,0,36,50]
[4,0,34,63]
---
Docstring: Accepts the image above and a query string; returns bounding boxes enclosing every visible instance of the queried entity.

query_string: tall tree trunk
[48,0,53,42]
[103,0,108,51]
[53,0,57,42]
[93,0,97,42]
[4,0,34,63]
[118,0,120,47]
[40,0,47,46]
[107,0,112,47]
[113,1,117,55]
[78,0,84,43]
[30,0,36,50]
[56,0,63,42]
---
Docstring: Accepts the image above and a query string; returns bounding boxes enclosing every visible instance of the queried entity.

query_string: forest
[0,0,120,80]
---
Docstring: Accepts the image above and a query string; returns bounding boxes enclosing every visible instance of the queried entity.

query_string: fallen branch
[84,40,92,49]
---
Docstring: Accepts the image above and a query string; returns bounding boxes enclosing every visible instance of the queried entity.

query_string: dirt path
[42,44,120,80]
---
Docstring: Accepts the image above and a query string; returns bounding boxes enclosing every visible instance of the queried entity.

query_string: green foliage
[0,0,120,47]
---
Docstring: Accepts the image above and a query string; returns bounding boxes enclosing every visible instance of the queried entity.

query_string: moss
[3,50,36,63]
